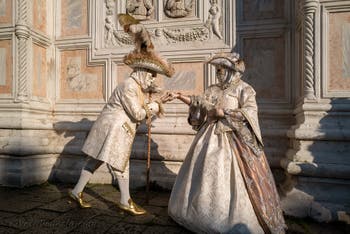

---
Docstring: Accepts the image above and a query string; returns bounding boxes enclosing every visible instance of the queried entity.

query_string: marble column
[281,0,350,223]
[15,0,30,102]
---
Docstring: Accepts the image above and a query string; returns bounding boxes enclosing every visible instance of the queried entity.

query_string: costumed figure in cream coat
[68,14,174,215]
[168,52,286,233]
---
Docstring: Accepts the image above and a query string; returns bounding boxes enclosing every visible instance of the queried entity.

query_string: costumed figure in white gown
[68,14,174,215]
[168,52,286,233]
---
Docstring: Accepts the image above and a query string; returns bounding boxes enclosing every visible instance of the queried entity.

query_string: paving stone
[158,207,170,216]
[143,225,193,234]
[0,189,25,201]
[0,197,43,213]
[132,190,158,200]
[39,198,77,213]
[0,209,60,230]
[69,218,115,234]
[92,214,124,224]
[143,205,164,216]
[152,215,178,226]
[97,205,128,218]
[0,184,349,234]
[88,184,118,195]
[22,183,62,194]
[105,222,147,234]
[0,211,17,220]
[25,209,98,234]
[148,195,170,207]
[95,190,121,203]
[20,191,62,203]
[123,213,155,224]
[21,226,66,234]
[88,199,112,211]
[0,225,18,234]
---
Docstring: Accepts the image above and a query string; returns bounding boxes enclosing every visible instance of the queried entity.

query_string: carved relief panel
[126,0,155,20]
[0,0,12,25]
[164,0,195,18]
[99,0,232,52]
[59,50,104,100]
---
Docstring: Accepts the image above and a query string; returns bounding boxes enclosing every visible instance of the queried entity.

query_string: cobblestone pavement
[0,183,349,234]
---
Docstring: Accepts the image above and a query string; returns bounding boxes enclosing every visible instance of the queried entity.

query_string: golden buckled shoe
[116,198,147,215]
[68,190,92,208]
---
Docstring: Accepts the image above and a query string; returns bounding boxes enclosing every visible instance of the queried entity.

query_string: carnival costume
[168,53,286,233]
[69,14,174,215]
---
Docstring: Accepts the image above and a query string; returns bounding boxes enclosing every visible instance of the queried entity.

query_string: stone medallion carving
[164,0,194,18]
[126,0,154,20]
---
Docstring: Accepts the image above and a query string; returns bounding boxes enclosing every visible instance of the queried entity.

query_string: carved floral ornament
[103,0,224,47]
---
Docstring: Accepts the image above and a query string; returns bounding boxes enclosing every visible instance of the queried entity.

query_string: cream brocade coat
[82,76,148,172]
[168,78,285,234]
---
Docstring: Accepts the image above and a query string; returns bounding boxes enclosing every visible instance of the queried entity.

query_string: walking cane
[146,91,152,204]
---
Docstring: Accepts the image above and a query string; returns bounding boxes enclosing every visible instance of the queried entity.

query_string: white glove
[147,102,159,115]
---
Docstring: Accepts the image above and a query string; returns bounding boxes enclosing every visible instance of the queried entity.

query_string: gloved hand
[147,102,160,115]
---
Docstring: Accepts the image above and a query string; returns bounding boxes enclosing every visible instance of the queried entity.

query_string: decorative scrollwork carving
[162,27,209,43]
[303,0,318,100]
[16,0,29,101]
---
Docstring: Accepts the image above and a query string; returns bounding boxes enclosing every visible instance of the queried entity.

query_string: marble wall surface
[328,12,350,91]
[242,0,285,21]
[0,40,12,95]
[33,0,47,33]
[32,44,47,98]
[243,36,286,101]
[60,0,88,37]
[0,0,12,25]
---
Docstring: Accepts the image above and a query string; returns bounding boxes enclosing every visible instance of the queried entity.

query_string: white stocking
[71,169,92,196]
[116,162,130,206]
[72,157,103,196]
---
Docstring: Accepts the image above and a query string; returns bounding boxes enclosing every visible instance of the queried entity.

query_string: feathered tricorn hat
[118,14,175,77]
[207,52,245,73]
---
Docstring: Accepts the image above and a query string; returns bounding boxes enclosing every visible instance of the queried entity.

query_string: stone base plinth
[0,154,58,187]
[281,176,350,223]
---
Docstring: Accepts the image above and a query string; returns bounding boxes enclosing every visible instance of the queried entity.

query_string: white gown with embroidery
[168,79,265,234]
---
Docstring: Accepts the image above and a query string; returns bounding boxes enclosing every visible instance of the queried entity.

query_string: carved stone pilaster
[302,0,318,100]
[15,0,30,102]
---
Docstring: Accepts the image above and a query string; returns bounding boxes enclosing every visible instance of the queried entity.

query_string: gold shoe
[116,198,147,215]
[68,190,92,208]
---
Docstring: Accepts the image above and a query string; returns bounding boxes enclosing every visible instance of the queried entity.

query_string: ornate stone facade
[0,0,349,224]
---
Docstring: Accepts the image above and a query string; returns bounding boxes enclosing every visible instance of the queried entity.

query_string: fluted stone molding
[15,0,30,102]
[302,0,318,100]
